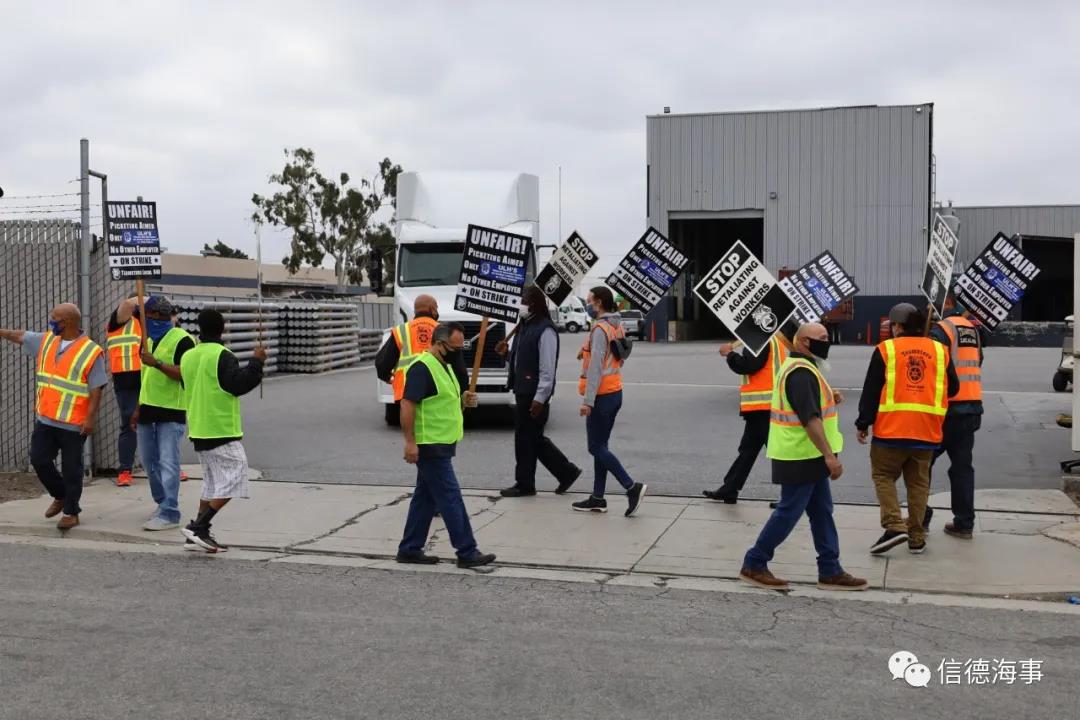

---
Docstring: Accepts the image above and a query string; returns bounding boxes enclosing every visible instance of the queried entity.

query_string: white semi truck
[377,171,539,424]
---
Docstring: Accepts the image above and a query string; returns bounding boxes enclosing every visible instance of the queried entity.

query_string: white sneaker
[143,516,180,531]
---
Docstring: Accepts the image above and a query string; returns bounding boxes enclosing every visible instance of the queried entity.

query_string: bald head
[50,303,82,340]
[793,322,828,358]
[414,294,438,320]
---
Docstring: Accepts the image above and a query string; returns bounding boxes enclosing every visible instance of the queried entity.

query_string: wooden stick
[923,303,934,337]
[136,279,147,349]
[468,316,489,395]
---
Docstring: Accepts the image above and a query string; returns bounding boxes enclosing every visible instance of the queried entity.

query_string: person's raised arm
[0,329,26,345]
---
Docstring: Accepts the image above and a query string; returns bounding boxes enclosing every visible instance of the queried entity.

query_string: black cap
[888,303,919,324]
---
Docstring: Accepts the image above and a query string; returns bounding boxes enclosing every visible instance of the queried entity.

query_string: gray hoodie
[583,312,622,407]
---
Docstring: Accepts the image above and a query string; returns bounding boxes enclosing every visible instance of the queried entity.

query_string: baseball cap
[888,303,919,324]
[144,295,174,316]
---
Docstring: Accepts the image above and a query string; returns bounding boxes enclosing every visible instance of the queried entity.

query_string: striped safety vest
[106,316,142,373]
[874,336,948,443]
[35,333,104,426]
[390,316,438,401]
[766,357,843,461]
[739,334,788,413]
[578,319,624,397]
[938,316,982,403]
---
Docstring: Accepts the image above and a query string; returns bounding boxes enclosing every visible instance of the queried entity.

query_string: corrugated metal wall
[952,205,1080,265]
[647,104,933,295]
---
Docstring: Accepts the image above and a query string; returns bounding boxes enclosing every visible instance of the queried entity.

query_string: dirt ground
[0,472,43,503]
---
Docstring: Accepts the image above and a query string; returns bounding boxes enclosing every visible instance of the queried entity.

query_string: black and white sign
[920,213,959,315]
[536,231,598,306]
[778,251,860,324]
[693,241,796,356]
[606,227,689,314]
[454,224,533,323]
[954,233,1041,331]
[106,201,162,281]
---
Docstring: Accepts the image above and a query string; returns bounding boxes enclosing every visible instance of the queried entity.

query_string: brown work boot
[944,522,973,539]
[44,499,64,518]
[739,567,790,591]
[818,572,869,591]
[56,514,79,530]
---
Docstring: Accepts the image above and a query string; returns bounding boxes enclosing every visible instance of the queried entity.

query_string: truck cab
[378,171,539,423]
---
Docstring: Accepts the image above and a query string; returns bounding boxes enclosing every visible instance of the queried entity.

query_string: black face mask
[808,338,831,360]
[442,346,462,365]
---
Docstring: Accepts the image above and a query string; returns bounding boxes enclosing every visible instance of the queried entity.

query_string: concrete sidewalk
[1,471,1079,599]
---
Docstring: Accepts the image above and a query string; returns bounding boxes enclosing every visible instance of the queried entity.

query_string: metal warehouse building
[645,103,1080,341]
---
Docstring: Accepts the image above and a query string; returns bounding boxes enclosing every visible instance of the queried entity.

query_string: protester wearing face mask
[856,303,959,556]
[133,296,196,531]
[395,322,495,568]
[1,304,107,529]
[105,295,144,487]
[740,323,866,591]
[497,285,582,498]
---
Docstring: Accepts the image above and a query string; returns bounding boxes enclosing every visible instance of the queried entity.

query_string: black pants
[514,394,576,490]
[932,414,980,531]
[718,411,770,494]
[30,421,86,516]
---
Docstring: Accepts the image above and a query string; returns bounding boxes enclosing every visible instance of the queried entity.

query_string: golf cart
[1053,314,1074,392]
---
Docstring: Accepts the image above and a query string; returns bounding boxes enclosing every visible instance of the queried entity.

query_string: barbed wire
[0,202,84,210]
[0,208,85,216]
[0,192,81,200]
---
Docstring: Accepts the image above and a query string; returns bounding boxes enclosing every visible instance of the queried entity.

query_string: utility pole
[557,165,562,242]
[78,139,93,478]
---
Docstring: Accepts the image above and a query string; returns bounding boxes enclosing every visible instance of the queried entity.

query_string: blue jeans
[587,390,634,497]
[113,387,139,472]
[743,471,843,578]
[137,422,185,523]
[399,457,479,558]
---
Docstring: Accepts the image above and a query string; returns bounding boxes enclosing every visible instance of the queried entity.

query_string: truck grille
[461,321,507,369]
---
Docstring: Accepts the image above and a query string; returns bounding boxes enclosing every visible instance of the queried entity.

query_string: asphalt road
[189,341,1073,504]
[1,544,1076,720]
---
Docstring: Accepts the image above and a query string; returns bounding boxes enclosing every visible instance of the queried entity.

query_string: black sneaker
[703,488,737,504]
[626,483,648,517]
[499,485,537,498]
[922,506,934,531]
[180,524,217,553]
[870,530,909,555]
[572,496,608,513]
[205,533,229,552]
[457,552,496,569]
[908,540,927,555]
[183,538,199,552]
[396,551,440,565]
[555,466,582,495]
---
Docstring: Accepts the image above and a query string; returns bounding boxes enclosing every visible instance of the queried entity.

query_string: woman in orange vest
[929,294,984,538]
[1,303,108,529]
[105,295,143,487]
[704,331,790,504]
[855,303,958,556]
[571,287,647,517]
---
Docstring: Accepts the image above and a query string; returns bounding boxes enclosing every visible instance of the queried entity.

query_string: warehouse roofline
[646,102,934,119]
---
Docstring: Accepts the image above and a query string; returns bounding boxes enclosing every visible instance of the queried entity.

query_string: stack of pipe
[279,302,361,373]
[173,300,281,375]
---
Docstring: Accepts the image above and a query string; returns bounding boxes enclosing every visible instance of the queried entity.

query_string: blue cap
[144,296,174,315]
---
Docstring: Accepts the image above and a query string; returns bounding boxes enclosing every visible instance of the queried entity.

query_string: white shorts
[197,441,250,500]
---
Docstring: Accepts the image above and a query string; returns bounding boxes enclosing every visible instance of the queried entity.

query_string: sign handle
[923,303,934,337]
[136,279,147,349]
[468,316,490,397]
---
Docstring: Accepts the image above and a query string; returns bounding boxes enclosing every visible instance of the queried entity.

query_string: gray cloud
[1,0,1076,267]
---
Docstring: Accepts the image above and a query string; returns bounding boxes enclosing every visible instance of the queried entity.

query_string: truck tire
[384,402,401,426]
[566,322,580,333]
[1052,371,1070,393]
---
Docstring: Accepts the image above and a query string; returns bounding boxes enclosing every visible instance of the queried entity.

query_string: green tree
[251,148,402,289]
[201,240,249,259]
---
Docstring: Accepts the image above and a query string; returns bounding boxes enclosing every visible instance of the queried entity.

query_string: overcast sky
[1,1,1077,275]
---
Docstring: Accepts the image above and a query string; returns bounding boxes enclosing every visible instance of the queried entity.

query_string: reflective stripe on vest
[35,333,104,425]
[391,317,438,402]
[875,337,948,443]
[106,317,142,373]
[766,357,843,461]
[577,319,624,397]
[139,327,191,410]
[939,317,983,402]
[412,352,464,445]
[739,335,788,412]
[180,343,243,440]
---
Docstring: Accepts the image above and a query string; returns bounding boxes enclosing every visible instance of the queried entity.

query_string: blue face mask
[48,320,63,336]
[147,318,173,343]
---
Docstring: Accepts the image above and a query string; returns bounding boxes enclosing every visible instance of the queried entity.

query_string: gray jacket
[583,313,622,407]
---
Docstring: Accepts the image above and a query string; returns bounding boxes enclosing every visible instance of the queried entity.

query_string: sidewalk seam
[628,501,691,574]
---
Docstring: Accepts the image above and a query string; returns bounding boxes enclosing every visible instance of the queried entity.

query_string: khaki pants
[870,444,932,543]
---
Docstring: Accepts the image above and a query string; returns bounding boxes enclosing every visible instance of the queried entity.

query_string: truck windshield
[398,243,464,287]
